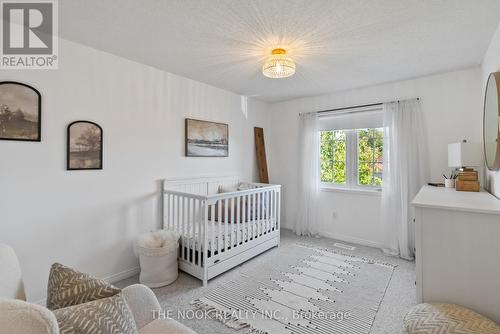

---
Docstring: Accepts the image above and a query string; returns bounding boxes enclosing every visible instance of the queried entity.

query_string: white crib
[162,176,281,286]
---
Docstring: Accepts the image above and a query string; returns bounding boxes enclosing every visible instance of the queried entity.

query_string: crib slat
[218,200,222,254]
[236,195,241,247]
[168,194,171,230]
[186,197,191,262]
[246,194,250,243]
[210,204,215,258]
[263,191,267,235]
[260,191,266,235]
[256,192,260,238]
[164,193,168,229]
[252,192,256,240]
[190,198,193,263]
[272,189,276,231]
[277,190,281,230]
[269,190,273,232]
[224,198,229,252]
[165,193,169,229]
[263,191,266,235]
[193,198,197,264]
[170,194,174,230]
[198,199,202,266]
[269,190,274,232]
[178,195,182,233]
[258,191,262,237]
[178,195,183,261]
[179,196,186,260]
[185,197,189,261]
[264,190,268,234]
[174,195,178,232]
[267,190,271,233]
[263,191,267,234]
[229,197,234,248]
[193,199,197,264]
[202,200,208,268]
[174,195,178,257]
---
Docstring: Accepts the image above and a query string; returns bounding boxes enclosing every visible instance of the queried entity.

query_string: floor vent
[333,242,356,250]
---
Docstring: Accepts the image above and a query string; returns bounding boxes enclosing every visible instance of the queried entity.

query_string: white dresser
[412,185,500,323]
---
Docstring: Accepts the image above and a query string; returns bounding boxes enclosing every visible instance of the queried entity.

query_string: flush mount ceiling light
[262,48,296,79]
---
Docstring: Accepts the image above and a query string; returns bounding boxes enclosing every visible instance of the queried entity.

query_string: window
[320,128,383,190]
[357,129,383,187]
[320,130,346,184]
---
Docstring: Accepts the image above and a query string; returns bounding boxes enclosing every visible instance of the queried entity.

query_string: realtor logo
[1,0,58,69]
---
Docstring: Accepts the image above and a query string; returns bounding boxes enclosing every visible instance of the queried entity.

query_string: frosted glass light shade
[262,48,295,79]
[448,142,483,168]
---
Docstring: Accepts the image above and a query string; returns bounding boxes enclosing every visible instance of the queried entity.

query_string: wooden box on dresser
[412,185,500,323]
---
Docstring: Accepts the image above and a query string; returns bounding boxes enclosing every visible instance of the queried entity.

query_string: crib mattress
[179,220,275,252]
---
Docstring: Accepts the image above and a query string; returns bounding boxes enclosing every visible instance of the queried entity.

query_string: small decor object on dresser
[185,118,228,157]
[456,170,480,192]
[0,81,41,141]
[67,121,103,170]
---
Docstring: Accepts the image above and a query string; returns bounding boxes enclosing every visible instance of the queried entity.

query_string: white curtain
[381,99,428,260]
[295,112,320,236]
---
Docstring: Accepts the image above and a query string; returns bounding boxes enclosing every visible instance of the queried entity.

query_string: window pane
[333,161,346,184]
[320,131,333,182]
[358,162,374,186]
[374,128,383,162]
[374,163,383,186]
[358,129,374,162]
[333,135,346,163]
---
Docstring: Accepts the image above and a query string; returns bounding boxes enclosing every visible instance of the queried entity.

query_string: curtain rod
[299,97,420,116]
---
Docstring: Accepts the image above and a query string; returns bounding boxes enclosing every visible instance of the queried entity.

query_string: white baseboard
[105,266,140,284]
[319,231,385,249]
[281,227,385,250]
[33,266,140,306]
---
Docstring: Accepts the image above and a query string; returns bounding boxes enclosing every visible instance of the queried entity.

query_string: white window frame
[320,128,382,193]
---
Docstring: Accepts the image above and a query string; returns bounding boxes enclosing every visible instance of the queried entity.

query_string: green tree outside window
[320,128,383,188]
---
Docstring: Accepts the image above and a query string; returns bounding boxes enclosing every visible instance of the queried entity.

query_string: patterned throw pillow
[47,263,121,310]
[53,294,138,334]
[404,303,500,334]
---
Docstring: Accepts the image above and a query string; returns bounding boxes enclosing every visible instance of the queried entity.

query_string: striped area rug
[193,243,396,334]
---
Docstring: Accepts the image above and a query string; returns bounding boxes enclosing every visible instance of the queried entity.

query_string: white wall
[268,67,483,248]
[482,23,500,198]
[0,39,270,302]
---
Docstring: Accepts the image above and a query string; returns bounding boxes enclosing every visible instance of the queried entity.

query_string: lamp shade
[448,142,483,168]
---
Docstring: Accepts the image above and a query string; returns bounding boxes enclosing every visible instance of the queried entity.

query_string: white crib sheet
[179,220,274,252]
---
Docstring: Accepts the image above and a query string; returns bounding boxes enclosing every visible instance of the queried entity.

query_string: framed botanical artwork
[185,118,228,157]
[67,121,103,170]
[0,81,41,141]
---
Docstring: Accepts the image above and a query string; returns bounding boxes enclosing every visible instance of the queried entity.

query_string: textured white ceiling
[59,0,500,102]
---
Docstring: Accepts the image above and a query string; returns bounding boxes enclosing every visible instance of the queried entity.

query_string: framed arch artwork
[67,121,103,170]
[0,81,41,141]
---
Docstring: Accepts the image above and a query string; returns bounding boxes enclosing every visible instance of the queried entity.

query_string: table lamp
[448,140,482,171]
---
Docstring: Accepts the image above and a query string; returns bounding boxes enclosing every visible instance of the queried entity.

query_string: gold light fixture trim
[262,48,296,79]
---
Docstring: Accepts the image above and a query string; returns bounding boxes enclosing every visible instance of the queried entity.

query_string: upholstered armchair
[0,243,196,334]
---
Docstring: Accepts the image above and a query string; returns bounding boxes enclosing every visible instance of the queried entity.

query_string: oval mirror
[484,72,500,170]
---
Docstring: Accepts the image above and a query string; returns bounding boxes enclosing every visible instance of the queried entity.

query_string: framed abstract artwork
[67,121,103,170]
[0,81,41,141]
[185,118,228,157]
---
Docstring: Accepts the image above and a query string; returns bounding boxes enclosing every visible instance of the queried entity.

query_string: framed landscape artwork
[67,121,103,170]
[0,81,41,141]
[185,118,228,157]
